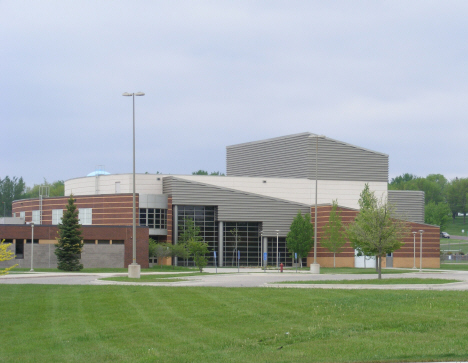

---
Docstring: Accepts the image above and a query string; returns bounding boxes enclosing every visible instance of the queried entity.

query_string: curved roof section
[87,170,111,177]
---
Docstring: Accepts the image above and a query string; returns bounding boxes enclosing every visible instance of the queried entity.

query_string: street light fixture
[275,230,280,271]
[412,231,417,269]
[123,91,145,279]
[419,230,424,272]
[30,222,34,272]
[311,134,324,274]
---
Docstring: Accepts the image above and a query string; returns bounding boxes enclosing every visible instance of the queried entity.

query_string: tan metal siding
[388,190,425,224]
[163,176,310,236]
[226,133,389,182]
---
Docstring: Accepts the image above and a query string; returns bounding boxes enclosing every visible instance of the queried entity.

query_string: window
[139,208,167,229]
[15,239,24,259]
[19,211,25,219]
[78,208,92,225]
[115,181,121,193]
[32,210,40,224]
[52,209,63,225]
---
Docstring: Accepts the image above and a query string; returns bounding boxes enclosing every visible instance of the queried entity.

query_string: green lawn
[286,267,414,274]
[441,215,468,236]
[277,278,460,285]
[1,285,468,362]
[102,273,206,283]
[440,263,468,270]
[440,239,468,254]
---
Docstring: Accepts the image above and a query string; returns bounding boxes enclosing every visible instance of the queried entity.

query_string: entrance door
[386,253,393,268]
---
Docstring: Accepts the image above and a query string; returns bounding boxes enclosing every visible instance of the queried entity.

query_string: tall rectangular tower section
[226,132,389,182]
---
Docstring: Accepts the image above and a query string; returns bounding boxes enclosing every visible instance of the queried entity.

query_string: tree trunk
[333,252,336,268]
[377,255,382,280]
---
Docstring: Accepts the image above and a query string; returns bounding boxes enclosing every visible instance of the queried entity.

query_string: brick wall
[12,194,137,226]
[308,205,440,268]
[0,224,149,268]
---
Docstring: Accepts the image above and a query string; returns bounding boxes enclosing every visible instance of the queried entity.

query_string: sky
[2,1,468,187]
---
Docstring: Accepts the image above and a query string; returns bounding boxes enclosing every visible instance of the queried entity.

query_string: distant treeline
[389,173,468,229]
[0,177,64,217]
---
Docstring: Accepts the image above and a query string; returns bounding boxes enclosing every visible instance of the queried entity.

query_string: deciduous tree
[321,200,346,267]
[425,201,451,230]
[347,187,409,279]
[0,239,17,275]
[188,240,209,272]
[286,211,314,267]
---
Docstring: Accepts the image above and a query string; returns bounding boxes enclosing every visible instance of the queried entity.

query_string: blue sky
[2,1,468,186]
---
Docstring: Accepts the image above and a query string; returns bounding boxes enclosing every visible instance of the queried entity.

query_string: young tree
[188,240,210,272]
[321,200,346,268]
[148,238,173,268]
[286,211,314,267]
[0,239,17,275]
[347,188,409,279]
[55,195,84,271]
[178,218,203,266]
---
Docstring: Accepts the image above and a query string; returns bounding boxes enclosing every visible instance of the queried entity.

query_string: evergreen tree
[321,200,346,268]
[55,195,83,271]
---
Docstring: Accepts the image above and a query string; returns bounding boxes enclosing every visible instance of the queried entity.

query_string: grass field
[1,285,468,362]
[102,272,206,283]
[277,278,460,285]
[440,238,468,254]
[441,215,468,236]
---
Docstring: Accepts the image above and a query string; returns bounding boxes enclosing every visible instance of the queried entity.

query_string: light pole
[412,231,417,269]
[123,91,145,278]
[30,222,34,272]
[419,230,424,272]
[311,134,323,274]
[275,230,279,271]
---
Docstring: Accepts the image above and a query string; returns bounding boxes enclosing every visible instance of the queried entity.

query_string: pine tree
[55,195,83,271]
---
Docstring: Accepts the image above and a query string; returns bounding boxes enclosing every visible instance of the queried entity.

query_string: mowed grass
[1,286,468,363]
[440,239,468,254]
[277,278,460,285]
[440,263,468,270]
[442,215,468,236]
[102,273,206,283]
[287,267,414,274]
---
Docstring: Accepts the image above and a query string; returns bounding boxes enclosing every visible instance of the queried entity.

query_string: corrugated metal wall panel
[163,176,310,236]
[388,190,425,224]
[226,133,389,182]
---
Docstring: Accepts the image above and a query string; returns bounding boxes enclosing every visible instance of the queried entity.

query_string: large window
[52,209,63,225]
[223,222,261,267]
[19,211,25,219]
[177,206,218,265]
[139,208,167,229]
[78,208,92,225]
[32,210,40,224]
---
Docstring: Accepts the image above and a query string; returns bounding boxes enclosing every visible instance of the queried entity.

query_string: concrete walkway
[3,268,468,290]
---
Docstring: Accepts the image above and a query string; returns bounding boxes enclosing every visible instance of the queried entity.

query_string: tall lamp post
[412,231,417,269]
[311,134,323,274]
[30,222,34,272]
[275,230,280,271]
[123,91,145,278]
[419,230,424,272]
